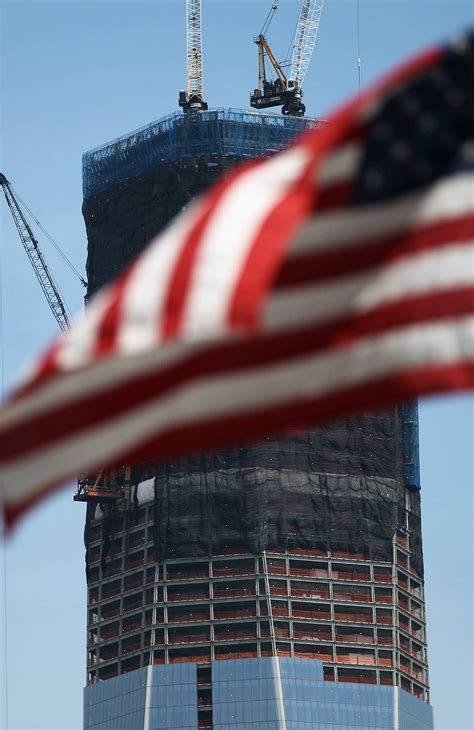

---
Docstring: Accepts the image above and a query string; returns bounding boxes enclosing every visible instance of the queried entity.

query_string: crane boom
[258,34,287,88]
[187,0,203,98]
[178,0,208,112]
[0,173,70,332]
[290,0,324,88]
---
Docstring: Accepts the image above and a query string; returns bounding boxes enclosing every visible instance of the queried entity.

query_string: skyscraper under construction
[79,109,434,729]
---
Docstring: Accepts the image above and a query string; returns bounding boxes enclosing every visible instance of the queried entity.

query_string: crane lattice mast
[179,0,208,112]
[0,173,70,332]
[187,0,203,99]
[290,0,324,89]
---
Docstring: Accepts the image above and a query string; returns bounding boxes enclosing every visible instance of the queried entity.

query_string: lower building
[86,477,429,704]
[83,658,434,729]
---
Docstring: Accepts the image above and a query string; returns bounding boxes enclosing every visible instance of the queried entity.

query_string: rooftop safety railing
[83,108,322,199]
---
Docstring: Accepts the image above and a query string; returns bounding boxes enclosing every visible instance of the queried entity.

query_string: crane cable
[284,13,301,70]
[0,225,9,730]
[10,186,87,288]
[1,519,7,730]
[260,0,279,37]
[357,0,362,97]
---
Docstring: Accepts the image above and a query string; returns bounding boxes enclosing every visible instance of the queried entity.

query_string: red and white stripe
[1,41,473,526]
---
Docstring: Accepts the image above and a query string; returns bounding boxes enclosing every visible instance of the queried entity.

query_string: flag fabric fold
[1,31,474,525]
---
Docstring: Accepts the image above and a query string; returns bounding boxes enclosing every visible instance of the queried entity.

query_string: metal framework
[262,551,277,658]
[85,524,430,703]
[257,34,287,91]
[83,109,321,199]
[186,0,203,98]
[290,0,324,87]
[179,0,207,111]
[0,173,70,332]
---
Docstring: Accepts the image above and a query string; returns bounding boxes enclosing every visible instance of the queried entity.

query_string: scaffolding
[83,108,322,199]
[402,402,421,490]
[74,466,133,504]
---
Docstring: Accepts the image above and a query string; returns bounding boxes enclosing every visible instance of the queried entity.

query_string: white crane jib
[290,0,324,90]
[179,0,208,112]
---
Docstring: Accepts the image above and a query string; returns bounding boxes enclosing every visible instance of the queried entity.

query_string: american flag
[1,32,473,525]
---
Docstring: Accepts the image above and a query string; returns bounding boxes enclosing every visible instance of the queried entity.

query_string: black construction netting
[83,158,423,579]
[150,411,422,574]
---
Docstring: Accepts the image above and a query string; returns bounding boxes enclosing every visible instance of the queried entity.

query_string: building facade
[80,109,432,729]
[84,658,434,730]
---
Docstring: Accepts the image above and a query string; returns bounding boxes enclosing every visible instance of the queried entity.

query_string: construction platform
[82,108,323,199]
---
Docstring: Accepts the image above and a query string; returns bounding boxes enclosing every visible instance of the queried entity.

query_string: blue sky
[1,1,473,728]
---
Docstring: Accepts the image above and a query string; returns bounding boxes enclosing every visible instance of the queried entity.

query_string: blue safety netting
[83,108,322,199]
[402,401,421,490]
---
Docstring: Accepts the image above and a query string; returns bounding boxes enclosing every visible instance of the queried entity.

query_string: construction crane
[0,173,72,332]
[178,0,208,112]
[0,173,128,506]
[250,0,324,116]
